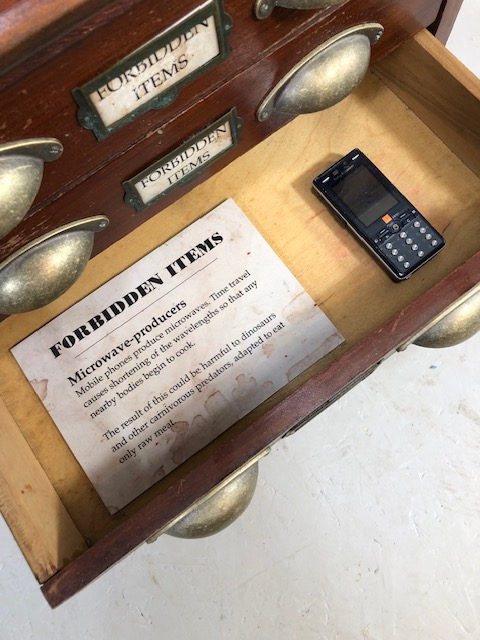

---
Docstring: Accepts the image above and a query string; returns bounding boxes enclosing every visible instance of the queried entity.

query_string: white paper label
[90,14,220,129]
[12,200,343,514]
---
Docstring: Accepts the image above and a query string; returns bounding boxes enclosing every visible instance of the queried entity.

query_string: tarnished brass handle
[254,0,345,19]
[0,216,109,315]
[0,138,63,240]
[257,24,383,121]
[147,450,269,541]
[412,286,480,348]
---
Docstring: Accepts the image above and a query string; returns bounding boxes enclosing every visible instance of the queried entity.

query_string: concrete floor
[1,4,479,639]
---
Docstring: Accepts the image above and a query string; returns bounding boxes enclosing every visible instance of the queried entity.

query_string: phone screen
[333,164,399,227]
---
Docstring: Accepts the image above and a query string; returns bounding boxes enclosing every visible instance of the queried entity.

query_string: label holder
[123,108,243,212]
[72,0,232,140]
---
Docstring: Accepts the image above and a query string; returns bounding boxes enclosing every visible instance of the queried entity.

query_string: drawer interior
[0,32,479,602]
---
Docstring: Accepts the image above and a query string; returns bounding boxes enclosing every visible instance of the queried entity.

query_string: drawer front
[0,1,338,212]
[0,0,442,268]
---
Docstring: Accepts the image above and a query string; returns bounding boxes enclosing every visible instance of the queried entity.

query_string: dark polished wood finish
[0,0,113,77]
[429,0,464,43]
[0,0,338,201]
[0,0,442,271]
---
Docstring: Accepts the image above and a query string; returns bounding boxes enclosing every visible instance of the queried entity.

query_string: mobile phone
[312,149,445,280]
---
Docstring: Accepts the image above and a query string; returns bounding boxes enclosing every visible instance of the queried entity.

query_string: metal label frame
[123,108,243,212]
[72,0,232,140]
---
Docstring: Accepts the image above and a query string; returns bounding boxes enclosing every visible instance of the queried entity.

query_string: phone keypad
[379,217,443,273]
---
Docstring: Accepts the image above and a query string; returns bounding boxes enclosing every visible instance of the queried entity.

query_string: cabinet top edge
[0,0,130,79]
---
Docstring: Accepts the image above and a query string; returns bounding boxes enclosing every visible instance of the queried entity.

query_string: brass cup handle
[147,450,269,541]
[0,216,109,315]
[257,23,383,121]
[254,0,345,19]
[0,138,63,240]
[408,286,480,349]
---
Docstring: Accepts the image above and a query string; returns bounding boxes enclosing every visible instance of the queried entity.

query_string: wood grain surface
[429,0,464,43]
[0,30,478,604]
[0,396,87,583]
[0,0,442,271]
[375,30,480,175]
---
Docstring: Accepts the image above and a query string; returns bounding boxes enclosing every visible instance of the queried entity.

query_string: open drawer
[0,30,478,607]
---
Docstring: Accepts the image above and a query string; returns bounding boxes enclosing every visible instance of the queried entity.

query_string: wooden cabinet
[0,0,443,262]
[0,0,477,607]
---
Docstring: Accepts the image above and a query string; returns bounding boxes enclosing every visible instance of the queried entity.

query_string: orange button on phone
[382,214,392,223]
